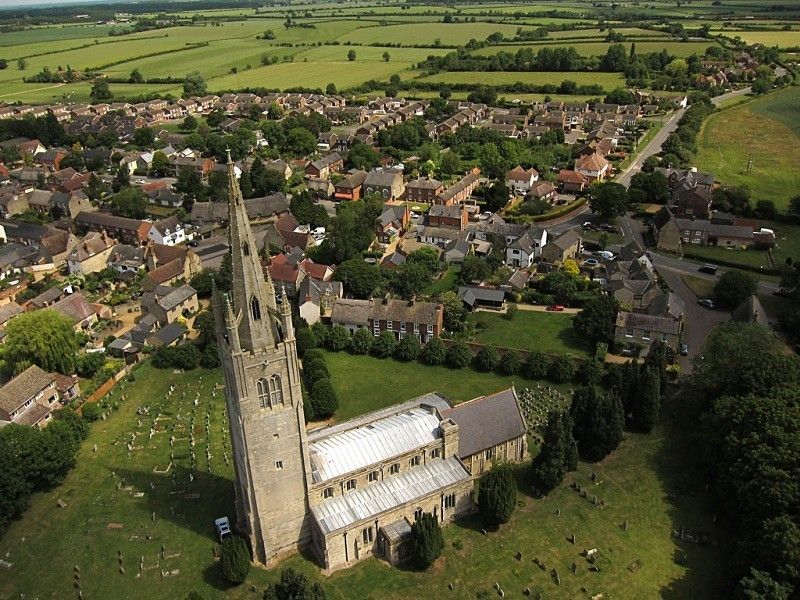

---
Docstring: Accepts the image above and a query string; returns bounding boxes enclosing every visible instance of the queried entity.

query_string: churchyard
[0,359,729,599]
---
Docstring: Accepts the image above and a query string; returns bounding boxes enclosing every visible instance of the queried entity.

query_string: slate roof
[0,365,54,414]
[458,285,505,307]
[0,302,23,326]
[153,322,187,345]
[428,204,463,220]
[547,228,581,251]
[441,388,526,459]
[647,291,685,320]
[615,311,681,335]
[731,295,768,326]
[50,293,95,325]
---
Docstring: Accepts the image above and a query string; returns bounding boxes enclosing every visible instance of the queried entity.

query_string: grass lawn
[682,244,772,270]
[581,227,625,247]
[339,22,532,45]
[681,275,716,299]
[468,308,590,357]
[423,266,460,295]
[711,29,800,47]
[771,221,800,265]
[0,358,730,599]
[695,86,800,212]
[415,70,626,90]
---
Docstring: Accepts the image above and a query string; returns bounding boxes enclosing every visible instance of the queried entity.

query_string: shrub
[151,344,202,370]
[576,359,602,385]
[76,352,105,378]
[446,341,472,369]
[303,356,329,383]
[303,348,325,362]
[522,350,551,380]
[264,567,328,600]
[474,345,500,372]
[311,378,338,419]
[478,463,517,525]
[201,343,220,368]
[326,325,351,351]
[349,327,373,355]
[498,350,520,375]
[81,402,102,422]
[548,354,575,383]
[295,327,317,357]
[371,331,397,358]
[410,512,444,569]
[421,337,447,365]
[220,535,251,585]
[395,335,421,362]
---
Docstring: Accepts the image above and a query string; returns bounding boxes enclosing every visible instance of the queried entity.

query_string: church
[214,155,529,572]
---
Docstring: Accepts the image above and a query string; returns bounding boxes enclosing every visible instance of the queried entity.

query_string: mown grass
[695,86,800,212]
[468,309,590,357]
[710,29,800,47]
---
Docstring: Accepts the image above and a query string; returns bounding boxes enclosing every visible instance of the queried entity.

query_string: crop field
[0,24,130,46]
[415,70,626,88]
[472,40,718,58]
[711,30,800,47]
[548,27,669,39]
[339,22,537,45]
[695,86,800,212]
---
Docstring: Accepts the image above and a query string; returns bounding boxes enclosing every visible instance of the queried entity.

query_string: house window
[268,375,283,406]
[410,456,421,467]
[346,479,357,491]
[414,508,423,521]
[444,493,456,509]
[389,463,400,475]
[400,323,406,333]
[485,448,494,460]
[275,461,283,470]
[323,487,333,499]
[387,321,393,331]
[430,448,440,459]
[427,324,433,334]
[256,378,269,408]
[362,527,374,544]
[414,323,419,333]
[251,296,261,321]
[368,471,379,483]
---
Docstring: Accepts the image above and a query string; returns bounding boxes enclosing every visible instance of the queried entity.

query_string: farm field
[339,22,537,45]
[415,70,626,89]
[0,360,730,600]
[406,90,603,103]
[471,40,717,57]
[695,86,800,212]
[468,309,590,356]
[548,27,669,39]
[710,29,800,47]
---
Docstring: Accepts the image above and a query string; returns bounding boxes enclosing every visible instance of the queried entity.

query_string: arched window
[251,296,261,321]
[268,375,283,406]
[242,242,250,256]
[256,378,269,408]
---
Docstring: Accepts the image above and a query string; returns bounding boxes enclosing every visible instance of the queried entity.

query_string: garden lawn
[422,266,460,295]
[681,275,716,299]
[695,86,800,212]
[468,309,590,356]
[682,244,772,270]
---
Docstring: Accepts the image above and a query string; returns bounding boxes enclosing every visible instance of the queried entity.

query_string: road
[616,108,686,188]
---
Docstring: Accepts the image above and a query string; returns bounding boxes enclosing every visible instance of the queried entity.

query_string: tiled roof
[50,293,95,324]
[0,365,54,414]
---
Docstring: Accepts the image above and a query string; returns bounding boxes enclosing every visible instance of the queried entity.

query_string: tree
[128,68,144,84]
[633,366,660,432]
[264,568,327,600]
[789,195,800,217]
[628,171,670,204]
[573,295,618,345]
[318,195,383,264]
[484,181,510,212]
[743,515,800,589]
[446,341,472,369]
[347,49,356,61]
[735,569,793,600]
[183,71,207,98]
[284,127,317,157]
[589,182,628,220]
[150,150,170,177]
[181,115,198,132]
[532,410,577,494]
[86,172,107,201]
[334,259,382,299]
[76,353,105,378]
[440,150,460,176]
[219,535,251,585]
[548,354,575,383]
[475,345,500,372]
[382,51,390,62]
[395,335,421,362]
[714,270,757,309]
[576,359,602,386]
[349,327,373,355]
[570,387,624,462]
[17,58,26,70]
[459,255,491,284]
[325,83,337,96]
[410,512,444,569]
[522,350,551,380]
[109,187,149,219]
[326,325,351,352]
[421,337,447,365]
[498,350,520,375]
[4,310,78,375]
[311,378,338,419]
[371,331,397,358]
[478,463,517,525]
[89,78,112,103]
[176,166,204,199]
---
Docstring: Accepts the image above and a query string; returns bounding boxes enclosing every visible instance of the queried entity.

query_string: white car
[596,250,615,260]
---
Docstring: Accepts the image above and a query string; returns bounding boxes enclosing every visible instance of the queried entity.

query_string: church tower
[214,151,311,565]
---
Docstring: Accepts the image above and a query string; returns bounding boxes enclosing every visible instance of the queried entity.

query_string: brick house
[376,204,410,243]
[506,166,539,196]
[74,212,150,245]
[331,297,444,342]
[364,170,405,200]
[575,152,611,182]
[426,204,467,230]
[541,229,581,264]
[305,153,344,179]
[334,170,368,201]
[437,168,481,205]
[527,180,558,203]
[405,177,443,203]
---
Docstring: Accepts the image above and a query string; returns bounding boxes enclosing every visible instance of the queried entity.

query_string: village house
[364,170,405,201]
[426,204,467,230]
[614,311,681,356]
[376,204,410,244]
[541,229,582,264]
[141,284,199,327]
[50,291,106,331]
[437,169,481,206]
[330,297,444,342]
[305,153,343,179]
[457,285,506,311]
[506,226,548,268]
[0,365,60,428]
[405,177,443,203]
[575,152,611,182]
[147,215,186,247]
[557,169,588,193]
[526,180,558,203]
[66,231,116,275]
[506,166,539,196]
[298,278,343,325]
[334,170,368,201]
[74,212,150,246]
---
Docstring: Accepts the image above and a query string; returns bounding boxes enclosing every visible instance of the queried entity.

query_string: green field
[339,22,535,45]
[0,359,730,599]
[468,308,590,356]
[416,70,626,88]
[695,86,800,212]
[472,40,717,58]
[711,29,800,47]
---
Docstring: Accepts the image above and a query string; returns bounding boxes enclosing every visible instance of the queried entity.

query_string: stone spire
[226,150,278,351]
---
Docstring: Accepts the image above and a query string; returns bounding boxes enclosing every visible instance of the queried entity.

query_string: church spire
[226,150,278,352]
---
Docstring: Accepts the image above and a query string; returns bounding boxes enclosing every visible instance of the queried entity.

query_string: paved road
[616,108,686,188]
[538,202,592,236]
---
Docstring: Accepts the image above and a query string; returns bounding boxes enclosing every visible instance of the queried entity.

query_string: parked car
[546,304,565,312]
[698,264,718,275]
[698,298,715,309]
[582,221,595,230]
[595,250,615,260]
[680,343,689,356]
[773,287,792,298]
[214,517,232,541]
[600,224,620,233]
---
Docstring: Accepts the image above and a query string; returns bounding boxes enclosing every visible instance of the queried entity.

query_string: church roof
[308,406,442,484]
[311,457,470,535]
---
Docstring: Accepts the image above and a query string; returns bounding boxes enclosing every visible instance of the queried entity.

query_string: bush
[76,353,105,378]
[151,343,202,370]
[220,535,251,585]
[421,337,447,365]
[371,331,397,358]
[264,568,328,600]
[303,348,325,362]
[576,359,602,385]
[295,327,317,357]
[303,356,329,383]
[311,378,338,419]
[446,341,472,369]
[713,270,758,309]
[474,345,500,372]
[201,343,220,368]
[548,354,575,383]
[522,350,551,380]
[395,335,421,362]
[310,322,329,347]
[81,402,102,422]
[478,463,517,525]
[410,512,444,569]
[498,350,520,375]
[348,327,373,355]
[326,325,351,352]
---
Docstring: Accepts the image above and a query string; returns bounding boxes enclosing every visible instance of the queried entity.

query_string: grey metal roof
[311,457,470,535]
[308,407,442,484]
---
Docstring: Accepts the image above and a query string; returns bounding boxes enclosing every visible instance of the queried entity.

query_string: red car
[546,304,565,312]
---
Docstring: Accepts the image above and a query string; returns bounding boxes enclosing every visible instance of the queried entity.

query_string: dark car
[698,298,715,309]
[698,264,718,275]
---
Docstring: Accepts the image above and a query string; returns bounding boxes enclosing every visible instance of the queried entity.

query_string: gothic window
[410,455,421,467]
[362,527,373,544]
[346,479,357,491]
[430,448,440,459]
[257,378,269,408]
[251,296,261,321]
[268,375,283,406]
[323,487,333,499]
[389,463,400,475]
[414,508,423,521]
[368,471,379,483]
